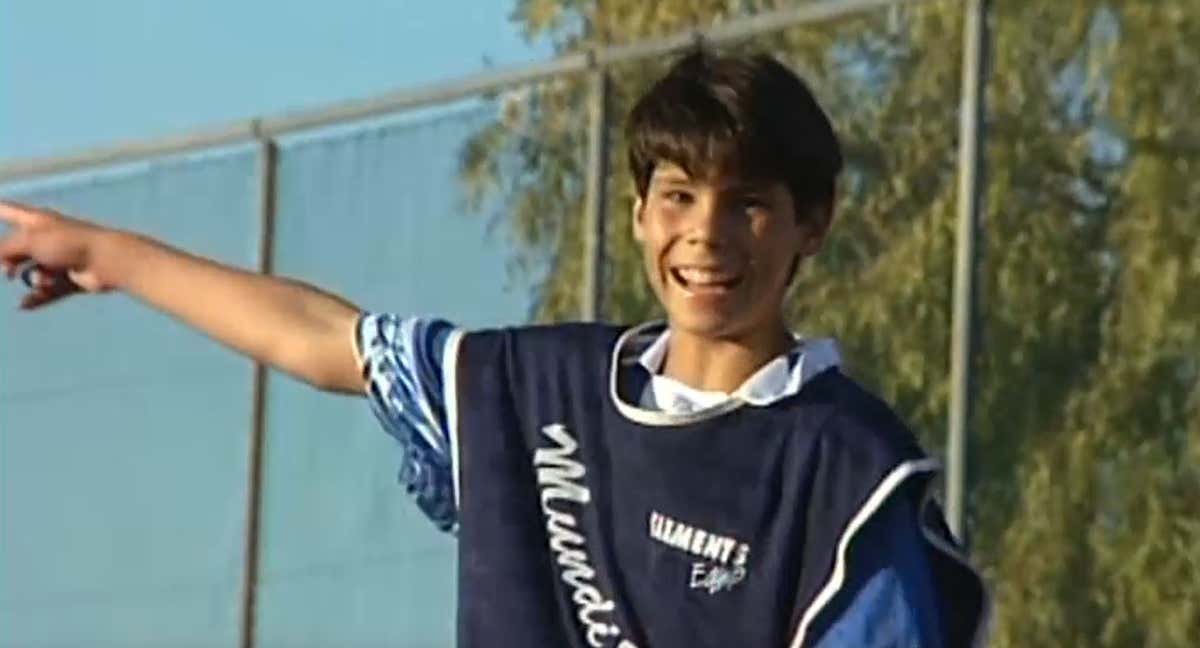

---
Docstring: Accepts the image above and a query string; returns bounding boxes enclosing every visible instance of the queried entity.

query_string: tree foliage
[460,1,1200,644]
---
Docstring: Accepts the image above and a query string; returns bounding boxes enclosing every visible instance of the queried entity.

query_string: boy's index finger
[0,201,43,228]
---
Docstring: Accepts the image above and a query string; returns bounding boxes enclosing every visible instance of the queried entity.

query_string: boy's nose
[684,200,737,248]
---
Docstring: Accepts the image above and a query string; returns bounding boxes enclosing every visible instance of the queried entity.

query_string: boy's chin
[665,310,749,341]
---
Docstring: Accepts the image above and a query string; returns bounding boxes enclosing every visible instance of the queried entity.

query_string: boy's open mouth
[669,265,743,294]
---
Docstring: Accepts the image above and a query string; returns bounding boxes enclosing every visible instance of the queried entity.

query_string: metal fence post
[946,0,991,545]
[581,63,612,322]
[239,130,277,648]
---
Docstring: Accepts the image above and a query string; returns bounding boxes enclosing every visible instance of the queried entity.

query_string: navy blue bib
[453,323,985,647]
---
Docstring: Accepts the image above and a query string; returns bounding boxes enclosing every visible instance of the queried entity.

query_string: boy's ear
[631,197,645,242]
[796,200,835,258]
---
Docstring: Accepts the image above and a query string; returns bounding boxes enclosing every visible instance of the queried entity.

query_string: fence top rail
[0,0,925,184]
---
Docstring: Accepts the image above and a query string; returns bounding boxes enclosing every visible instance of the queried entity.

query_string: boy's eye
[662,190,694,205]
[741,196,768,212]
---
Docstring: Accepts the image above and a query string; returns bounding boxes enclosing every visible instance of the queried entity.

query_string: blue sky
[0,0,551,162]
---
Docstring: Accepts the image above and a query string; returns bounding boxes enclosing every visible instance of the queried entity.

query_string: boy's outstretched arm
[0,201,365,395]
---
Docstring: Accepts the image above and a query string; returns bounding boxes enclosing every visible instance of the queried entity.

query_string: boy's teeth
[678,268,734,285]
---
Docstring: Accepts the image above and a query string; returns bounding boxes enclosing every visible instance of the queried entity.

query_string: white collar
[611,323,842,425]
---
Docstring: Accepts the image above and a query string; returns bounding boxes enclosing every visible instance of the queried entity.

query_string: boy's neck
[660,321,795,394]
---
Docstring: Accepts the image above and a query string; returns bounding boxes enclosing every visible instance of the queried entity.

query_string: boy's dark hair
[626,51,843,220]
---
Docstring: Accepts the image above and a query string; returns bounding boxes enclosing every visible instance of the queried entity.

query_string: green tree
[460,1,1200,644]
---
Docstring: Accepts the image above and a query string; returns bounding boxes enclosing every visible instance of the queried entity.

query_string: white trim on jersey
[444,328,466,516]
[609,322,747,426]
[608,321,843,427]
[789,457,942,648]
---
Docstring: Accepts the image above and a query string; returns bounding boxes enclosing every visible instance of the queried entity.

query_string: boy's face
[633,161,829,340]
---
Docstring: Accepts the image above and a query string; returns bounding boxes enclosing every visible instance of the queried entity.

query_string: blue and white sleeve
[356,313,464,533]
[810,496,944,648]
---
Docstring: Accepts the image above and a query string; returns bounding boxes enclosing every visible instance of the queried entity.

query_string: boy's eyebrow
[650,171,693,186]
[726,181,773,195]
[655,178,775,194]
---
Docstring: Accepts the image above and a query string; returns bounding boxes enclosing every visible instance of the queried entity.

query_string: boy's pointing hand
[0,201,111,310]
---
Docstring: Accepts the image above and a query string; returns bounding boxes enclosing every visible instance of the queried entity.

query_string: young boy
[1,52,986,647]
